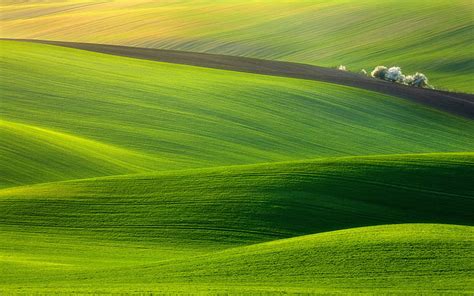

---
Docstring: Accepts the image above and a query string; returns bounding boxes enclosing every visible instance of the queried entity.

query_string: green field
[1,39,473,293]
[1,0,473,92]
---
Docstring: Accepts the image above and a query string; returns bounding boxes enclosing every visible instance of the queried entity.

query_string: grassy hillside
[2,40,474,187]
[1,0,472,92]
[84,224,472,294]
[0,153,473,293]
[2,153,473,247]
[0,120,166,187]
[1,223,472,293]
[0,153,474,245]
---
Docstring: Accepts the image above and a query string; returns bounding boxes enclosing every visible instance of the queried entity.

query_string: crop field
[1,0,473,92]
[0,2,473,294]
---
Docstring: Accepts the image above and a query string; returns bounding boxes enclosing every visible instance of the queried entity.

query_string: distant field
[2,41,474,188]
[1,154,473,293]
[1,0,472,92]
[13,39,473,119]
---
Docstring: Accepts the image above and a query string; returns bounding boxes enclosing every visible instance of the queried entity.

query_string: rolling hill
[1,0,473,92]
[2,40,474,188]
[80,224,472,294]
[1,154,473,293]
[1,224,472,294]
[2,152,473,246]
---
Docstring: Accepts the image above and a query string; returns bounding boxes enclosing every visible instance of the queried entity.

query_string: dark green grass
[2,153,472,247]
[1,41,474,187]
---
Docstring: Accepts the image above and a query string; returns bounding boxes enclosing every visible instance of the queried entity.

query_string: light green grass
[1,223,472,294]
[1,0,472,92]
[84,224,472,294]
[1,41,474,187]
[0,154,473,293]
[0,120,166,187]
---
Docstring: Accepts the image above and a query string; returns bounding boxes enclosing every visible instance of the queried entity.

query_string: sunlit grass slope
[1,0,472,92]
[4,225,472,293]
[1,223,472,292]
[0,120,167,188]
[75,224,472,294]
[2,41,474,187]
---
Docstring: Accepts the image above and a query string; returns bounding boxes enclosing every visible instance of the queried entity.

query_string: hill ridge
[2,151,472,191]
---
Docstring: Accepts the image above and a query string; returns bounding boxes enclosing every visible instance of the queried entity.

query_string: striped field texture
[1,0,473,92]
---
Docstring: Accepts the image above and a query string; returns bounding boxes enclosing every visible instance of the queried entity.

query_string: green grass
[0,120,164,187]
[79,224,471,294]
[1,0,473,92]
[2,153,473,246]
[1,40,474,188]
[0,153,473,293]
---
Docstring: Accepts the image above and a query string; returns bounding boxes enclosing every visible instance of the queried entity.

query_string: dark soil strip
[5,38,474,119]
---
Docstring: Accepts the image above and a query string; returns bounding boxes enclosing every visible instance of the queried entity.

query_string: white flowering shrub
[385,67,405,82]
[409,72,431,88]
[371,66,388,79]
[370,66,433,89]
